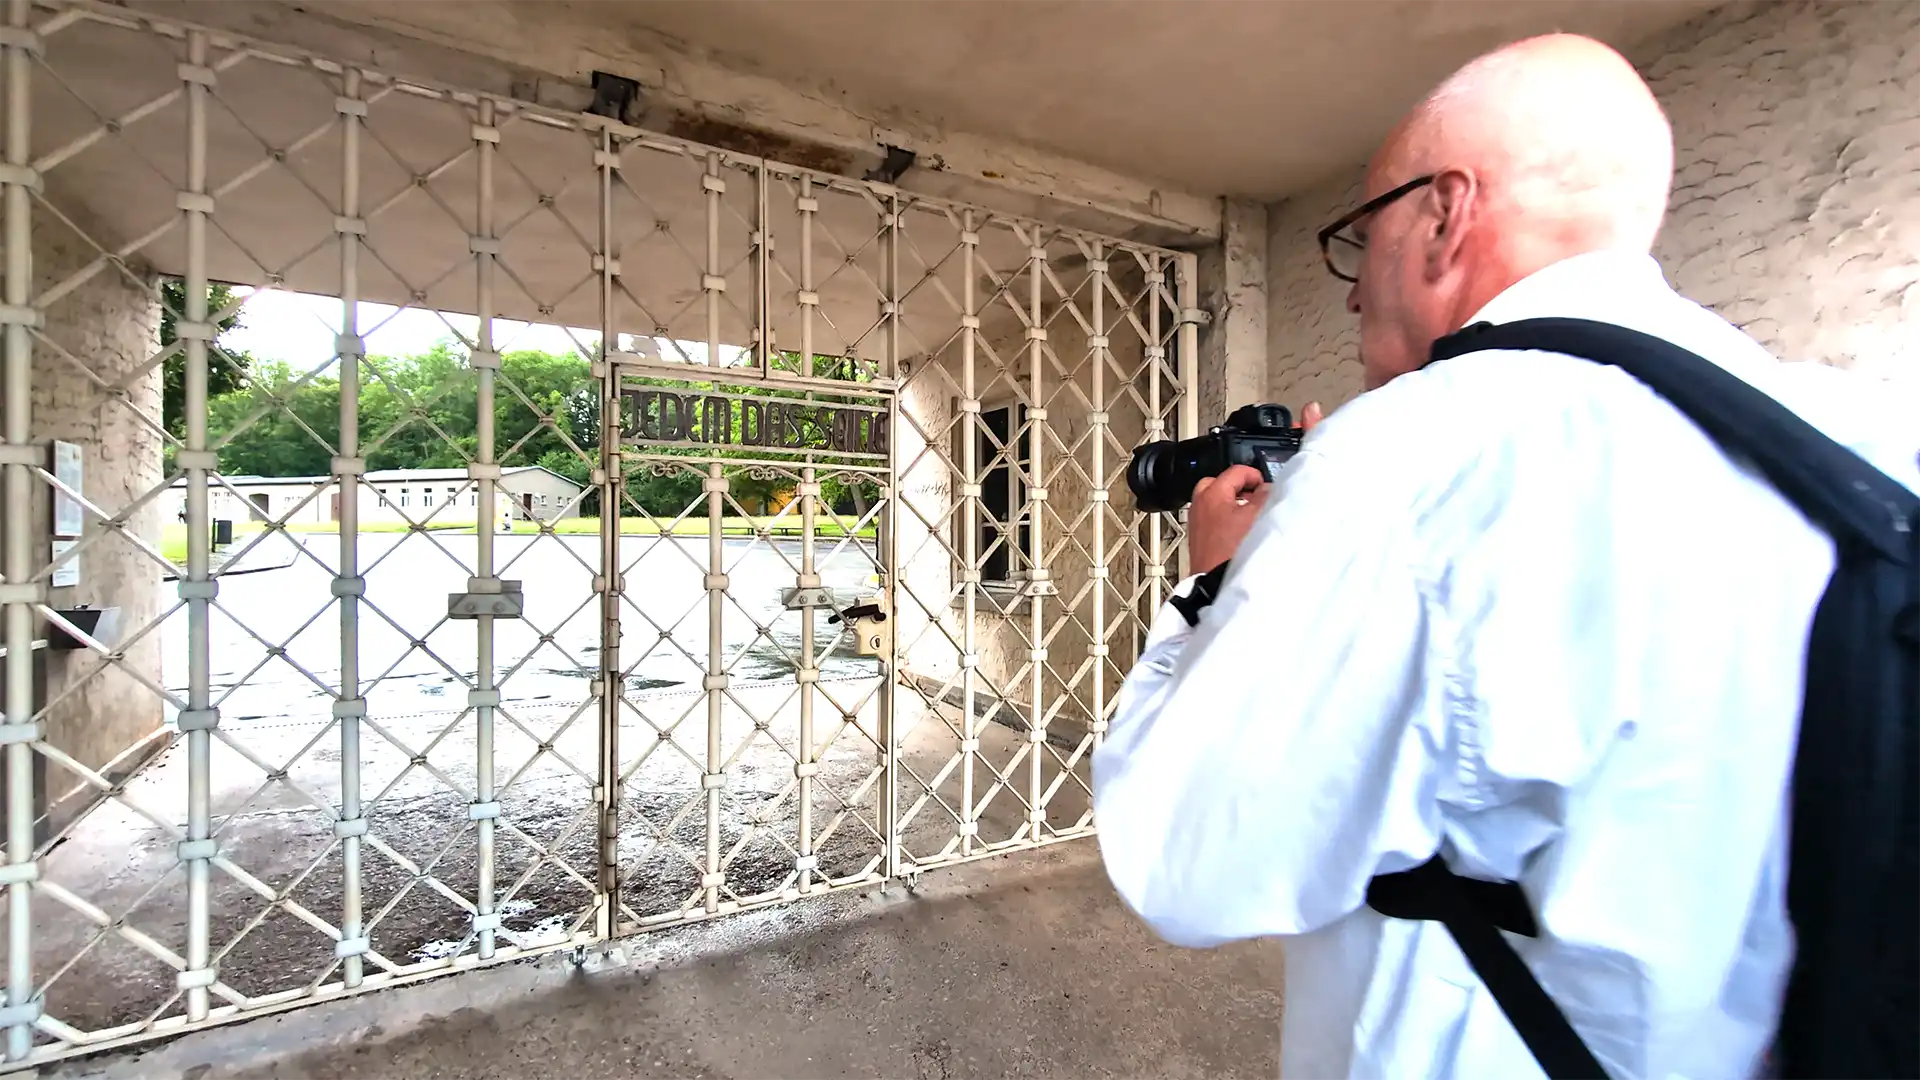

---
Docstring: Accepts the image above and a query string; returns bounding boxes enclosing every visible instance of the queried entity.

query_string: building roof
[167,465,583,490]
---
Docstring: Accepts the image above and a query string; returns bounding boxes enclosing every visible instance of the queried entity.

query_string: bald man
[1092,33,1920,1080]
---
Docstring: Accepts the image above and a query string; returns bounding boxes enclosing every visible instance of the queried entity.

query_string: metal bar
[2,0,35,1060]
[755,163,769,376]
[335,64,368,988]
[1176,252,1200,584]
[958,212,980,857]
[1145,255,1165,617]
[880,191,901,877]
[702,462,724,913]
[1025,231,1046,840]
[705,152,722,367]
[885,192,900,383]
[1177,253,1201,442]
[701,152,726,911]
[796,465,817,891]
[180,27,216,1023]
[471,96,500,960]
[799,176,814,380]
[1089,243,1108,750]
[595,124,621,937]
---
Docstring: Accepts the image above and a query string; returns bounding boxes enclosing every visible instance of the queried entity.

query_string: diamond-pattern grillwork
[882,196,1191,869]
[2,2,1196,1067]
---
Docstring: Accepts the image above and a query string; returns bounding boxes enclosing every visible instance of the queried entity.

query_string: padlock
[829,599,891,658]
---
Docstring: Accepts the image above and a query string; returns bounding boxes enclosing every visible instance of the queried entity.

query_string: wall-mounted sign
[52,441,83,538]
[49,540,79,588]
[620,388,889,457]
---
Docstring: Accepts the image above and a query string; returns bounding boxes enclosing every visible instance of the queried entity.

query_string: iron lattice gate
[0,0,1198,1066]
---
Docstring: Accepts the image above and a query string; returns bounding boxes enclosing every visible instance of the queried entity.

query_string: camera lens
[1127,439,1200,514]
[1126,443,1168,512]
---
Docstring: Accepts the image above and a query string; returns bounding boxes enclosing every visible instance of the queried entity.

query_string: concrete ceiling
[35,0,1729,334]
[595,0,1725,202]
[32,10,1157,352]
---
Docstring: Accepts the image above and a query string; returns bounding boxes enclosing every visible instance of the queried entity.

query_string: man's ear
[1422,170,1477,282]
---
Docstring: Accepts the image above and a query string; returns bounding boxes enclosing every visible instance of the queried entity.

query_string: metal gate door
[0,1,1197,1067]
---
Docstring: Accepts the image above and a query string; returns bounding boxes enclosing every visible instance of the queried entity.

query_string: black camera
[1126,403,1304,513]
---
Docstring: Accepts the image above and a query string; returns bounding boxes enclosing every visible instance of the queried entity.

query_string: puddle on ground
[411,897,576,962]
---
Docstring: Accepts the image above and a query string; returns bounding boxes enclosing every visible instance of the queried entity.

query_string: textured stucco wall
[1197,199,1269,424]
[1264,0,1920,412]
[13,199,166,798]
[1266,166,1367,412]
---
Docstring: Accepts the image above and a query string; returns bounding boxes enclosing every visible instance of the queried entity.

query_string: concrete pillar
[0,194,165,836]
[1196,198,1269,426]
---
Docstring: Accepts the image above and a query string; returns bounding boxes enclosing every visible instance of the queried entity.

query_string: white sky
[221,286,748,369]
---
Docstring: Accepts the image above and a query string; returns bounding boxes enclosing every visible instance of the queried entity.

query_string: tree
[192,333,884,524]
[205,358,338,477]
[203,339,605,488]
[821,471,881,519]
[160,279,252,438]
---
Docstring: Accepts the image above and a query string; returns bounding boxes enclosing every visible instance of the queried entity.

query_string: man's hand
[1185,401,1324,574]
[1189,465,1269,573]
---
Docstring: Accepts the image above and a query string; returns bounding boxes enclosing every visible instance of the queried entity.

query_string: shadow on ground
[60,844,1286,1080]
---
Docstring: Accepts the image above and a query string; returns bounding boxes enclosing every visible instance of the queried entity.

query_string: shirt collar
[1464,249,1671,327]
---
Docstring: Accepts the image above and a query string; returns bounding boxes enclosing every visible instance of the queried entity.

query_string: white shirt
[1091,250,1920,1080]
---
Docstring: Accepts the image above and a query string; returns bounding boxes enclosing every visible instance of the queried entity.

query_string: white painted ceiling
[46,0,1729,325]
[596,0,1725,201]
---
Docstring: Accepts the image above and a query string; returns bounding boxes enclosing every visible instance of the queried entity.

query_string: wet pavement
[19,529,1092,1047]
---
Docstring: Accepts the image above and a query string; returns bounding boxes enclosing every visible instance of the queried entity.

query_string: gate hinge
[598,806,619,893]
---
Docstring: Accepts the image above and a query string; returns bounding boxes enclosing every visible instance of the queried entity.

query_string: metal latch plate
[449,580,525,619]
[782,586,835,610]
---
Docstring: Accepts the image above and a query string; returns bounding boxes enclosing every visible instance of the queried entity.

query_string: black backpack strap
[1168,558,1232,627]
[1430,318,1918,561]
[1367,858,1612,1079]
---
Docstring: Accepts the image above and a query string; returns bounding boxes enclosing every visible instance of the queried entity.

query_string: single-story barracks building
[159,465,587,526]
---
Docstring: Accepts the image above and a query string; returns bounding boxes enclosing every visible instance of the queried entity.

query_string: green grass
[161,515,876,563]
[160,519,444,563]
[511,516,876,539]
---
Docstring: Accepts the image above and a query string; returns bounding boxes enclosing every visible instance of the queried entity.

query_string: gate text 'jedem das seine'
[621,388,889,456]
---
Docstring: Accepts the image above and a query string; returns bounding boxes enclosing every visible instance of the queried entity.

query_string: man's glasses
[1315,174,1435,283]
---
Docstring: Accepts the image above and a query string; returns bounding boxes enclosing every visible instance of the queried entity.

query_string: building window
[377,488,390,508]
[399,487,410,508]
[423,489,436,508]
[976,402,1032,584]
[535,493,548,507]
[469,492,478,507]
